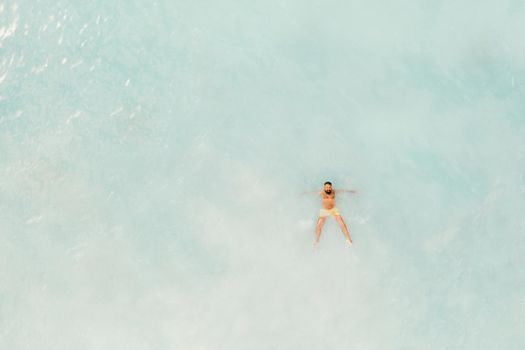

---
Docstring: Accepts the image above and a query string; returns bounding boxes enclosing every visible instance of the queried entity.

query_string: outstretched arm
[300,190,321,196]
[336,189,358,194]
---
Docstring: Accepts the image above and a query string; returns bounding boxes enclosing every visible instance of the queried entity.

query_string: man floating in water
[305,181,356,247]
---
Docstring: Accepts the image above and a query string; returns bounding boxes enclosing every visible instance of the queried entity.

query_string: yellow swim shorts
[319,207,340,217]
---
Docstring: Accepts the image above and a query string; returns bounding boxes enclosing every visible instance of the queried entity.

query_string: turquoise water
[1,1,525,349]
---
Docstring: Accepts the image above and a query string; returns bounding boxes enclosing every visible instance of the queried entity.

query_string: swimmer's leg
[334,215,352,245]
[314,217,326,246]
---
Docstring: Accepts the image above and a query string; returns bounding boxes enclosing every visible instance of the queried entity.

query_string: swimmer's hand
[346,239,353,246]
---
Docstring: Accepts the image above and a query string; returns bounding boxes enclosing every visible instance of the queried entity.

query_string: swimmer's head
[323,181,332,194]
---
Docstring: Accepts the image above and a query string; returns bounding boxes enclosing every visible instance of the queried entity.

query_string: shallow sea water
[1,1,525,349]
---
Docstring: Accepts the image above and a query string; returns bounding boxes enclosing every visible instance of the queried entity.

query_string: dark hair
[324,181,332,186]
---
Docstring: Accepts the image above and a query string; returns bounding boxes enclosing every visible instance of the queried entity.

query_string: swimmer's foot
[313,240,319,247]
[346,239,353,246]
